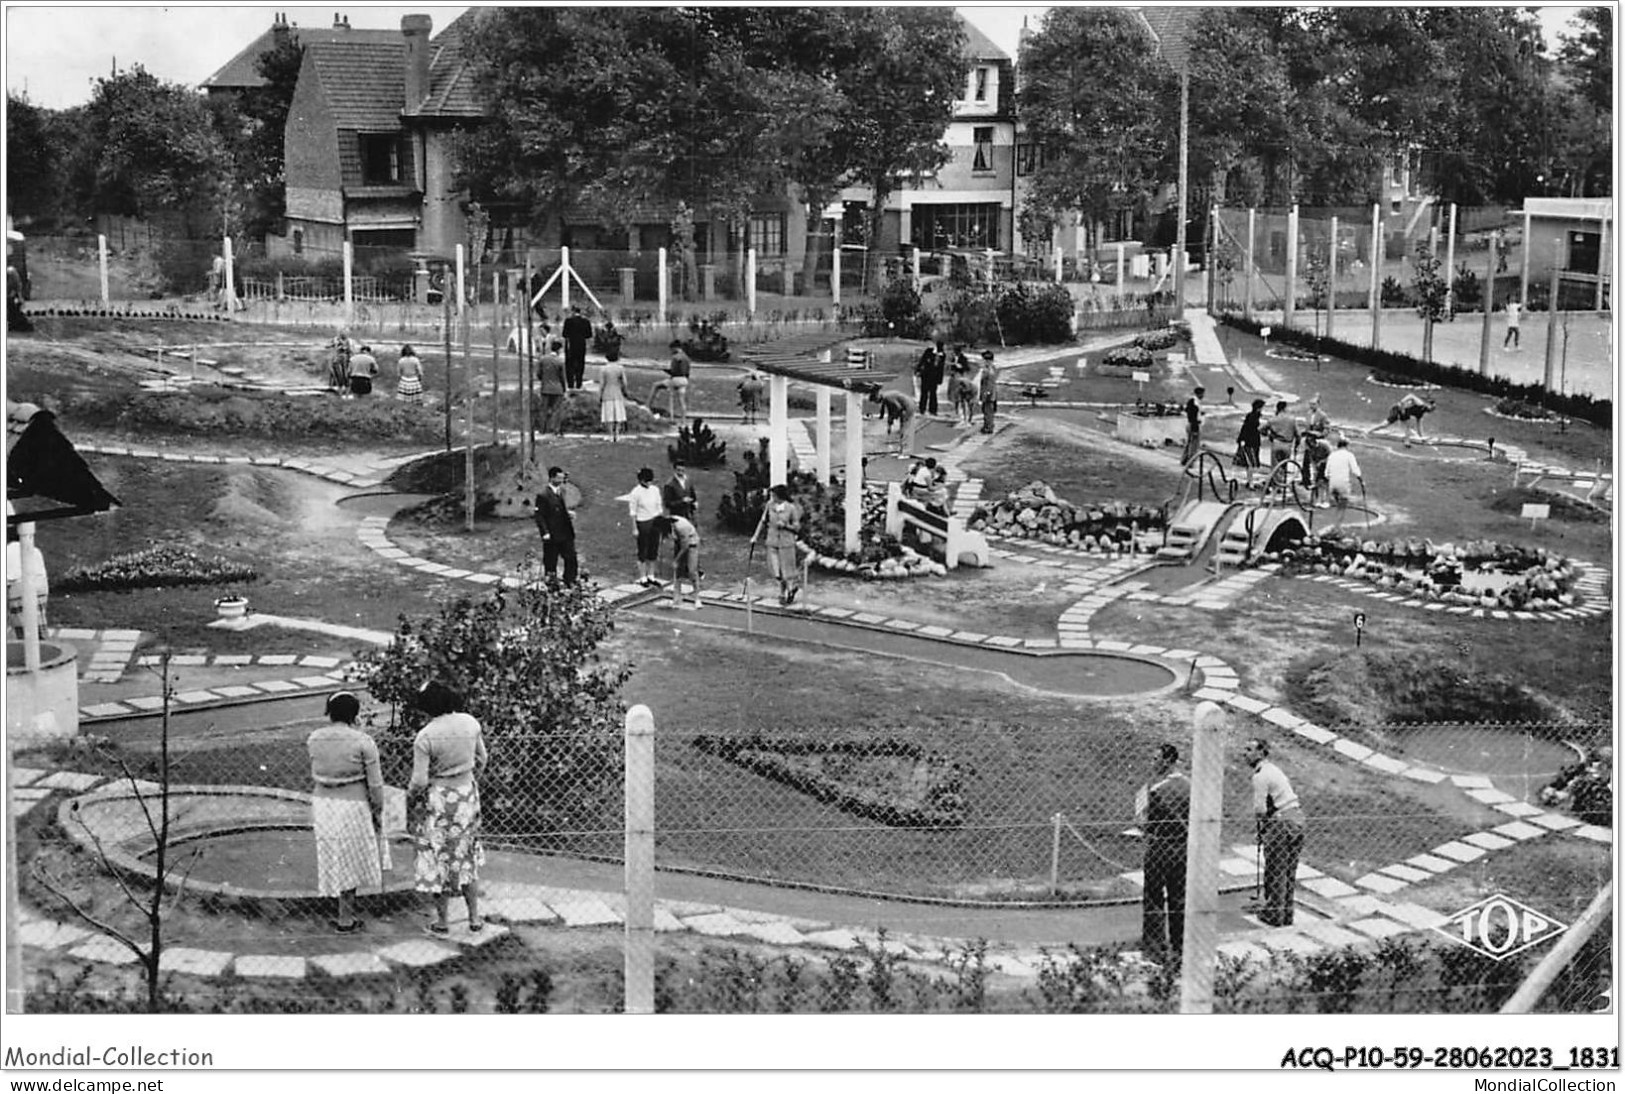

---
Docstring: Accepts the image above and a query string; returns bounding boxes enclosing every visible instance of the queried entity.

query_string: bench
[884,481,991,569]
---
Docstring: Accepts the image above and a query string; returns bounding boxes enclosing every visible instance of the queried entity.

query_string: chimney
[333,13,344,30]
[271,12,290,51]
[401,14,432,110]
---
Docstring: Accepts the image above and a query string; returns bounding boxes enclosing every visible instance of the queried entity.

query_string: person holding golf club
[1242,737,1304,928]
[752,483,804,606]
[1322,436,1364,529]
[1137,742,1191,968]
[659,513,702,610]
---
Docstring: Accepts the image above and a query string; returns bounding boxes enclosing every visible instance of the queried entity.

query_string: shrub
[668,417,727,467]
[867,277,932,340]
[359,568,631,844]
[716,438,774,534]
[1380,275,1409,307]
[1132,328,1181,352]
[57,543,257,593]
[994,281,1075,344]
[1100,346,1154,370]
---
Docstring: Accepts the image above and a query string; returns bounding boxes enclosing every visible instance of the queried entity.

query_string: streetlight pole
[1174,68,1189,313]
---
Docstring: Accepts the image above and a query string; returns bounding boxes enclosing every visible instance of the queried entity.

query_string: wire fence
[10,704,1612,1014]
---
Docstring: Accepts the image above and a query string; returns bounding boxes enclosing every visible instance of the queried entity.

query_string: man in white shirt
[1322,436,1364,528]
[1242,737,1305,927]
[1503,299,1522,348]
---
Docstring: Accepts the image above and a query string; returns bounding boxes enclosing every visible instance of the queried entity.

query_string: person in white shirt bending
[1322,436,1364,529]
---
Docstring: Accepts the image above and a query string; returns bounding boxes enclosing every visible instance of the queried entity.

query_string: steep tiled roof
[958,13,1009,62]
[1136,6,1203,72]
[413,10,486,118]
[202,23,401,91]
[306,40,407,131]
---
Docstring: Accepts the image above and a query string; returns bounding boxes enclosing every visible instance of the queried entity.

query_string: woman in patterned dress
[598,356,629,440]
[396,344,425,404]
[408,680,488,935]
[307,691,387,933]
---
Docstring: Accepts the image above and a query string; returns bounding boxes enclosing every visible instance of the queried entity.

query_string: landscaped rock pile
[801,482,949,579]
[968,480,1164,553]
[1267,533,1579,610]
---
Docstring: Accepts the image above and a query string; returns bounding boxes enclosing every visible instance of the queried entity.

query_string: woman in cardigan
[306,691,387,933]
[409,680,488,934]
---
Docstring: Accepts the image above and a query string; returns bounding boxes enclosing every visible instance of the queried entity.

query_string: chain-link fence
[10,698,1611,1014]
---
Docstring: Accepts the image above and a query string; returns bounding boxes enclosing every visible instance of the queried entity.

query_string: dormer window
[360,134,402,185]
[974,66,990,102]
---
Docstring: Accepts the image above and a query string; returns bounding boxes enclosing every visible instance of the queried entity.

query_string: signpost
[1132,369,1151,401]
[1354,611,1366,648]
[1521,503,1550,533]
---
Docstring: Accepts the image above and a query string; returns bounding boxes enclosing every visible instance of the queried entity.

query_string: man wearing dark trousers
[562,305,593,389]
[662,458,697,521]
[1243,737,1305,927]
[1138,742,1191,967]
[533,466,579,584]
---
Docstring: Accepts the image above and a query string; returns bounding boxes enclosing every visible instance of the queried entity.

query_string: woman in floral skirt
[408,680,488,935]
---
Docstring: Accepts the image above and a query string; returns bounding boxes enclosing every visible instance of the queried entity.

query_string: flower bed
[968,481,1164,553]
[799,481,948,580]
[1263,532,1578,611]
[1490,397,1560,423]
[57,543,258,593]
[1368,371,1440,391]
[692,733,969,828]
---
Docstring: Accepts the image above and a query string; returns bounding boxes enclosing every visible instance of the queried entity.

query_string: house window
[291,229,303,255]
[1568,231,1601,275]
[973,127,994,173]
[973,66,991,102]
[911,203,1002,251]
[359,135,402,185]
[1016,143,1037,177]
[748,214,786,255]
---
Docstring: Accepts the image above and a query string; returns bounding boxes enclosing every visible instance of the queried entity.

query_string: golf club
[743,540,757,633]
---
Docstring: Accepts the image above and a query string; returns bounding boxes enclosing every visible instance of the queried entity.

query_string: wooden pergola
[741,334,887,554]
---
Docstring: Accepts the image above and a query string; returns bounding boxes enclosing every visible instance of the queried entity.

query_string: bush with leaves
[668,417,727,467]
[1100,346,1154,370]
[359,564,630,845]
[863,276,932,340]
[1132,328,1181,353]
[716,437,774,534]
[993,280,1075,344]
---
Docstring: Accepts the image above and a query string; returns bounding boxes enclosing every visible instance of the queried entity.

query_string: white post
[1445,203,1459,302]
[1244,208,1256,320]
[623,704,655,1015]
[17,522,41,673]
[1326,215,1338,339]
[342,240,354,328]
[455,244,466,316]
[1054,248,1063,284]
[832,245,842,308]
[1520,208,1532,307]
[1283,203,1299,330]
[912,248,922,291]
[815,387,832,485]
[560,246,571,311]
[97,235,109,306]
[1116,242,1126,310]
[1596,211,1610,312]
[784,258,794,298]
[844,391,864,554]
[768,374,788,486]
[984,247,996,289]
[1179,700,1228,1014]
[658,246,669,326]
[747,247,758,318]
[1369,203,1382,348]
[222,235,236,313]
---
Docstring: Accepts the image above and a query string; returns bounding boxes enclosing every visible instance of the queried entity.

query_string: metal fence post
[1050,812,1063,893]
[624,704,656,1014]
[1179,700,1228,1014]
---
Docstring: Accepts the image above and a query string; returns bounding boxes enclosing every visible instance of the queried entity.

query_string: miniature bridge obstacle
[884,481,991,569]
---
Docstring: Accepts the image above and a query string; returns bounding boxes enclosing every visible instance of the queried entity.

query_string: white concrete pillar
[844,392,864,554]
[623,705,655,1014]
[1445,204,1458,298]
[1369,203,1382,348]
[1283,203,1299,329]
[815,387,832,485]
[747,247,758,318]
[222,235,236,313]
[1244,208,1256,320]
[1520,209,1532,307]
[1116,242,1127,309]
[1054,248,1063,284]
[343,240,354,327]
[1178,700,1228,1014]
[658,246,669,325]
[560,245,570,311]
[912,248,922,292]
[832,245,842,308]
[17,522,40,672]
[1326,215,1338,338]
[455,244,466,315]
[97,235,109,305]
[769,373,788,486]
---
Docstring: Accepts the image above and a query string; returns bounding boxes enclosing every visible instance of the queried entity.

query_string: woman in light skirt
[599,357,629,440]
[396,344,425,404]
[409,680,488,935]
[307,691,388,933]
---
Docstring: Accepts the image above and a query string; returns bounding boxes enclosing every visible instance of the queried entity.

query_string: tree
[225,31,305,240]
[360,565,630,842]
[1411,240,1449,363]
[1551,9,1613,196]
[6,94,74,226]
[1017,8,1171,254]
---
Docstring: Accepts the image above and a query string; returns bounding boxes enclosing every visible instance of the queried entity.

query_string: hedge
[1219,315,1611,427]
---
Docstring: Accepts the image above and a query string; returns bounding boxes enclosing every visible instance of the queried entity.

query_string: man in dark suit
[1138,742,1191,968]
[561,304,594,389]
[532,465,578,584]
[536,339,568,435]
[662,458,697,521]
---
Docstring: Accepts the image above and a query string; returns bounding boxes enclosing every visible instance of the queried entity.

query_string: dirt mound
[1284,649,1559,727]
[384,444,554,521]
[1486,486,1608,524]
[205,468,296,528]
